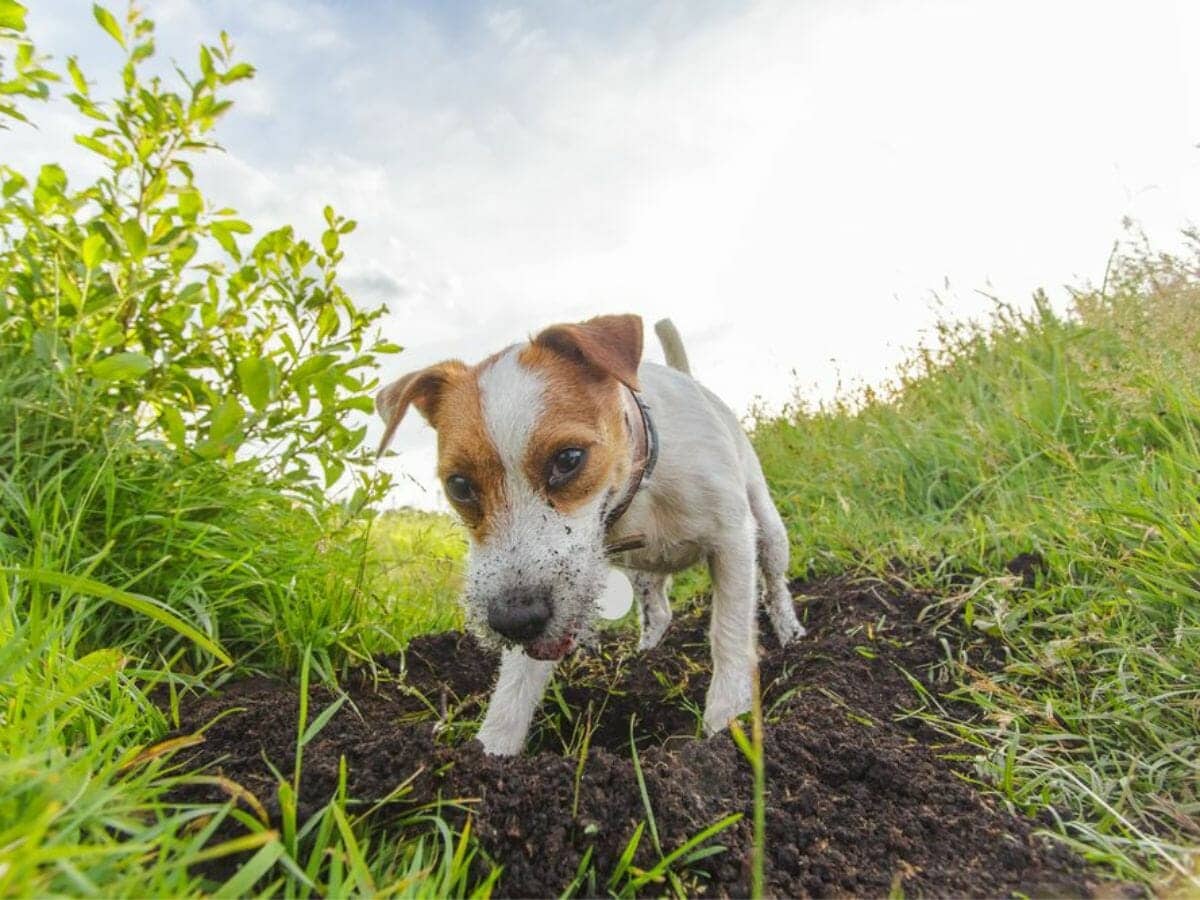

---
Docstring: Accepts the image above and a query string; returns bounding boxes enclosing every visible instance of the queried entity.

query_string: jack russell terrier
[376,314,805,755]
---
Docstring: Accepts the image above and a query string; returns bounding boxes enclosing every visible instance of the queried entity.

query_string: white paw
[774,618,807,646]
[476,720,528,756]
[770,604,807,646]
[703,671,753,736]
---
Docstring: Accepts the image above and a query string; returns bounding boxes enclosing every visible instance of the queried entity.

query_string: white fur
[475,648,557,755]
[470,348,806,755]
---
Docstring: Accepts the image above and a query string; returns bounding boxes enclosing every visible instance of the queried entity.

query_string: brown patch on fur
[517,344,632,516]
[376,361,469,456]
[532,314,643,391]
[429,373,507,541]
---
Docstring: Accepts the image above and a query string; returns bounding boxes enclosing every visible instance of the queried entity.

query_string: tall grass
[753,236,1200,885]
[0,337,478,894]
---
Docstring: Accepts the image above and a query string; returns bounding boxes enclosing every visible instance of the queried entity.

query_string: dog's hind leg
[630,571,672,651]
[476,648,556,755]
[748,475,806,646]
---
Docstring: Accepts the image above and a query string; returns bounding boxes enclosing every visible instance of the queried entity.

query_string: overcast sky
[12,1,1200,508]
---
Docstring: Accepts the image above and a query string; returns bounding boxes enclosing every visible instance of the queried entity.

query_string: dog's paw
[476,721,527,756]
[769,603,807,646]
[775,618,807,646]
[703,672,753,736]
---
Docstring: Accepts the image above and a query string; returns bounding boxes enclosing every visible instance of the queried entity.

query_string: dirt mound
[171,576,1109,897]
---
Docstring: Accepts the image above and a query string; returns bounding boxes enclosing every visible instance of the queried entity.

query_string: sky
[10,0,1200,509]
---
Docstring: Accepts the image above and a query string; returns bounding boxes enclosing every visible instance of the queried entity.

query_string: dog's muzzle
[485,590,579,661]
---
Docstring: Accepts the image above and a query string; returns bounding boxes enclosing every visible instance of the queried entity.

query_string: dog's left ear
[533,314,643,391]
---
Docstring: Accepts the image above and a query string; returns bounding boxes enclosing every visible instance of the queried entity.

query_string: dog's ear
[532,314,643,391]
[375,360,467,456]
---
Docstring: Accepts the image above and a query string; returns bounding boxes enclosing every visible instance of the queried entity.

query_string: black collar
[603,387,658,539]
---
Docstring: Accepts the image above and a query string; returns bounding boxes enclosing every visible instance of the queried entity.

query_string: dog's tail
[653,318,691,375]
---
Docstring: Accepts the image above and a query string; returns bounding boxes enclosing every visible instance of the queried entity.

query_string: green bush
[0,5,489,894]
[0,2,409,674]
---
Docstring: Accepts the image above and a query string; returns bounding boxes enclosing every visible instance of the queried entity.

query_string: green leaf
[91,352,152,382]
[81,233,109,270]
[160,406,186,449]
[316,303,338,339]
[178,187,202,221]
[237,356,273,411]
[0,1,28,32]
[2,171,27,198]
[92,4,125,48]
[209,395,245,446]
[121,218,147,258]
[221,62,255,83]
[66,56,88,95]
[36,163,67,195]
[4,566,231,666]
[210,220,249,260]
[75,134,125,163]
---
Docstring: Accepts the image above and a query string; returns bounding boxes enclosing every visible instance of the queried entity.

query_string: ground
[172,572,1127,898]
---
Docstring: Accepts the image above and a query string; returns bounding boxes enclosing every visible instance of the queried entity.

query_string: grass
[753,234,1200,886]
[0,341,483,895]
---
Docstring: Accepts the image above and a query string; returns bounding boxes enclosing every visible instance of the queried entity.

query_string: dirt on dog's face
[376,315,643,660]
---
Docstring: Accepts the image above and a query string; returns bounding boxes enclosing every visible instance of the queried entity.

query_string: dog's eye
[445,475,478,505]
[548,447,587,488]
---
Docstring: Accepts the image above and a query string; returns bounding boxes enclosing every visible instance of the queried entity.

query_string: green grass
[752,237,1200,887]
[0,341,484,895]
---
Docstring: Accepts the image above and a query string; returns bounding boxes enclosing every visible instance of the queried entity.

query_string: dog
[376,314,805,755]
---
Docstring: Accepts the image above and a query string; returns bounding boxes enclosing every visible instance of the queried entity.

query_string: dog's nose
[487,591,551,642]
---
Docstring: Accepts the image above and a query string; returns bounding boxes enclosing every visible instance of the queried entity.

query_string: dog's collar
[603,386,658,545]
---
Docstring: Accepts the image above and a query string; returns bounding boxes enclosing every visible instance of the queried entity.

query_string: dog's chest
[608,493,708,573]
[616,539,706,573]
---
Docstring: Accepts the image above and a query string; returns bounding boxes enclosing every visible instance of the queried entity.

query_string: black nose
[487,591,551,642]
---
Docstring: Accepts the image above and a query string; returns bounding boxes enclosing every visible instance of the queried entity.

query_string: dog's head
[376,314,643,660]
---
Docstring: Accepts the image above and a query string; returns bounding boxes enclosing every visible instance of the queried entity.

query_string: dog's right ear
[375,360,467,456]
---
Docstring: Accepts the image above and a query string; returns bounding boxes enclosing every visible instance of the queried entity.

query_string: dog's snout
[487,592,551,642]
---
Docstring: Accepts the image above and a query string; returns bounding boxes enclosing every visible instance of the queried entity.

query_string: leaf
[2,171,27,198]
[91,352,152,382]
[178,187,202,221]
[236,356,273,411]
[4,566,231,666]
[92,4,125,48]
[36,163,67,195]
[221,62,255,83]
[66,55,88,95]
[81,233,109,270]
[75,134,124,163]
[210,220,249,260]
[209,395,245,446]
[160,406,186,449]
[316,303,338,339]
[0,1,28,32]
[122,218,147,258]
[199,44,214,81]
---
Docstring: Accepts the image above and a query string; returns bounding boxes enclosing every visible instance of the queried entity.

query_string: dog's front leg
[703,513,759,736]
[476,647,556,755]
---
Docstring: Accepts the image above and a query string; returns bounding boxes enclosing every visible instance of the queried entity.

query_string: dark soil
[170,574,1115,898]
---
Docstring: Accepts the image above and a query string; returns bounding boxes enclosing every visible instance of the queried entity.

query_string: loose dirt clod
[172,575,1112,897]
